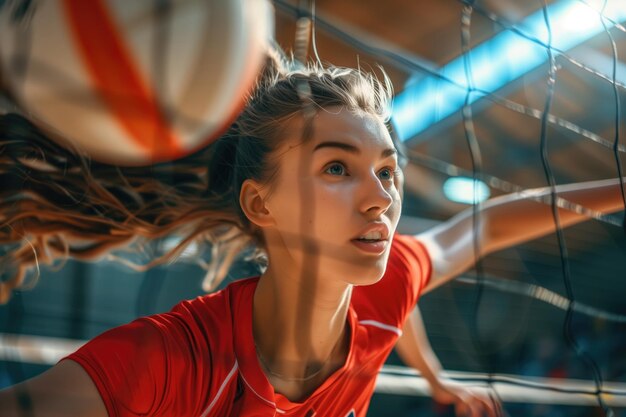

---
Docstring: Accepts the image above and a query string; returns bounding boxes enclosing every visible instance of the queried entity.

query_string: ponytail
[0,112,250,302]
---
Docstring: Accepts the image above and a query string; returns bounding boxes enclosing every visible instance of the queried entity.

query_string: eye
[325,162,348,176]
[378,167,397,181]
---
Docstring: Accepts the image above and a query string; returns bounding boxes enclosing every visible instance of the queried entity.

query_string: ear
[239,179,274,227]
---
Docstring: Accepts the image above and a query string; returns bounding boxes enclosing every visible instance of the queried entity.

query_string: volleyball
[0,0,273,165]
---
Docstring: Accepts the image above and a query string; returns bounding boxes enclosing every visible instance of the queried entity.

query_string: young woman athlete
[0,52,624,417]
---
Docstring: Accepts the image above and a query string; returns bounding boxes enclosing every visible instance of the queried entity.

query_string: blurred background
[2,0,626,416]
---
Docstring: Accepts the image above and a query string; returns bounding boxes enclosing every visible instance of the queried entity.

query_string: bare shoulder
[0,359,108,417]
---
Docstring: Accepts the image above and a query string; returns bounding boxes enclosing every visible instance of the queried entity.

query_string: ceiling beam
[391,0,626,142]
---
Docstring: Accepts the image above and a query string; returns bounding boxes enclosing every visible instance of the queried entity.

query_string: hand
[430,379,501,417]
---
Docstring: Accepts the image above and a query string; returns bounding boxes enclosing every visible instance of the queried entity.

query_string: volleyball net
[274,1,626,416]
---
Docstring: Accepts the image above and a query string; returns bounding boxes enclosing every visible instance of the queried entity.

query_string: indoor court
[1,1,625,416]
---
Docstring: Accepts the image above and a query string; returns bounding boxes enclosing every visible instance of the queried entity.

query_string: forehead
[282,107,393,151]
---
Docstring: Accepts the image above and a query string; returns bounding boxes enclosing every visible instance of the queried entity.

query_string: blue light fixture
[392,0,626,141]
[443,177,491,204]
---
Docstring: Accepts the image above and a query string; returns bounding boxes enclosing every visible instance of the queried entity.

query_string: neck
[252,260,352,399]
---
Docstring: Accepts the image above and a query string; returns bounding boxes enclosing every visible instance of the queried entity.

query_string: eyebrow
[313,141,397,159]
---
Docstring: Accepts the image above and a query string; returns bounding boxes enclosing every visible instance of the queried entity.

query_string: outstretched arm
[396,307,499,417]
[416,178,625,293]
[0,360,107,417]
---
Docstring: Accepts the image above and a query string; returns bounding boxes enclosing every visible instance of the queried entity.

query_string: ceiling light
[443,177,491,204]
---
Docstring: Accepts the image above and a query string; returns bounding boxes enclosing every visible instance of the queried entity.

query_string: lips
[352,222,391,241]
[351,222,391,254]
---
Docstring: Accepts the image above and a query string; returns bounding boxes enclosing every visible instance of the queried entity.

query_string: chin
[354,266,387,286]
[314,240,393,285]
[336,254,389,287]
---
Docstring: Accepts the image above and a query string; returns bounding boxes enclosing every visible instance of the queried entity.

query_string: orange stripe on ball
[62,0,184,161]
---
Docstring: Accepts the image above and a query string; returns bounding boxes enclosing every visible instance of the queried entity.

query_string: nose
[358,171,394,217]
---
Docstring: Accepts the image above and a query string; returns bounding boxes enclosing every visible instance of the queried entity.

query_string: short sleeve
[388,233,432,305]
[63,311,214,417]
[352,233,433,329]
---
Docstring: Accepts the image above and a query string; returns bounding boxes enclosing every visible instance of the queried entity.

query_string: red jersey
[65,234,431,417]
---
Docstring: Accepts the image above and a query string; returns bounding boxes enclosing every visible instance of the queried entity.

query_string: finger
[432,390,457,406]
[455,401,470,417]
[478,396,497,417]
[464,390,500,417]
[487,392,504,417]
[468,399,483,417]
[455,397,482,417]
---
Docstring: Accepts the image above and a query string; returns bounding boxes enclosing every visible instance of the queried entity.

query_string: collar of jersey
[232,276,358,413]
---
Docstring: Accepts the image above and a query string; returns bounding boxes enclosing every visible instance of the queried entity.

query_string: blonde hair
[0,51,393,303]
